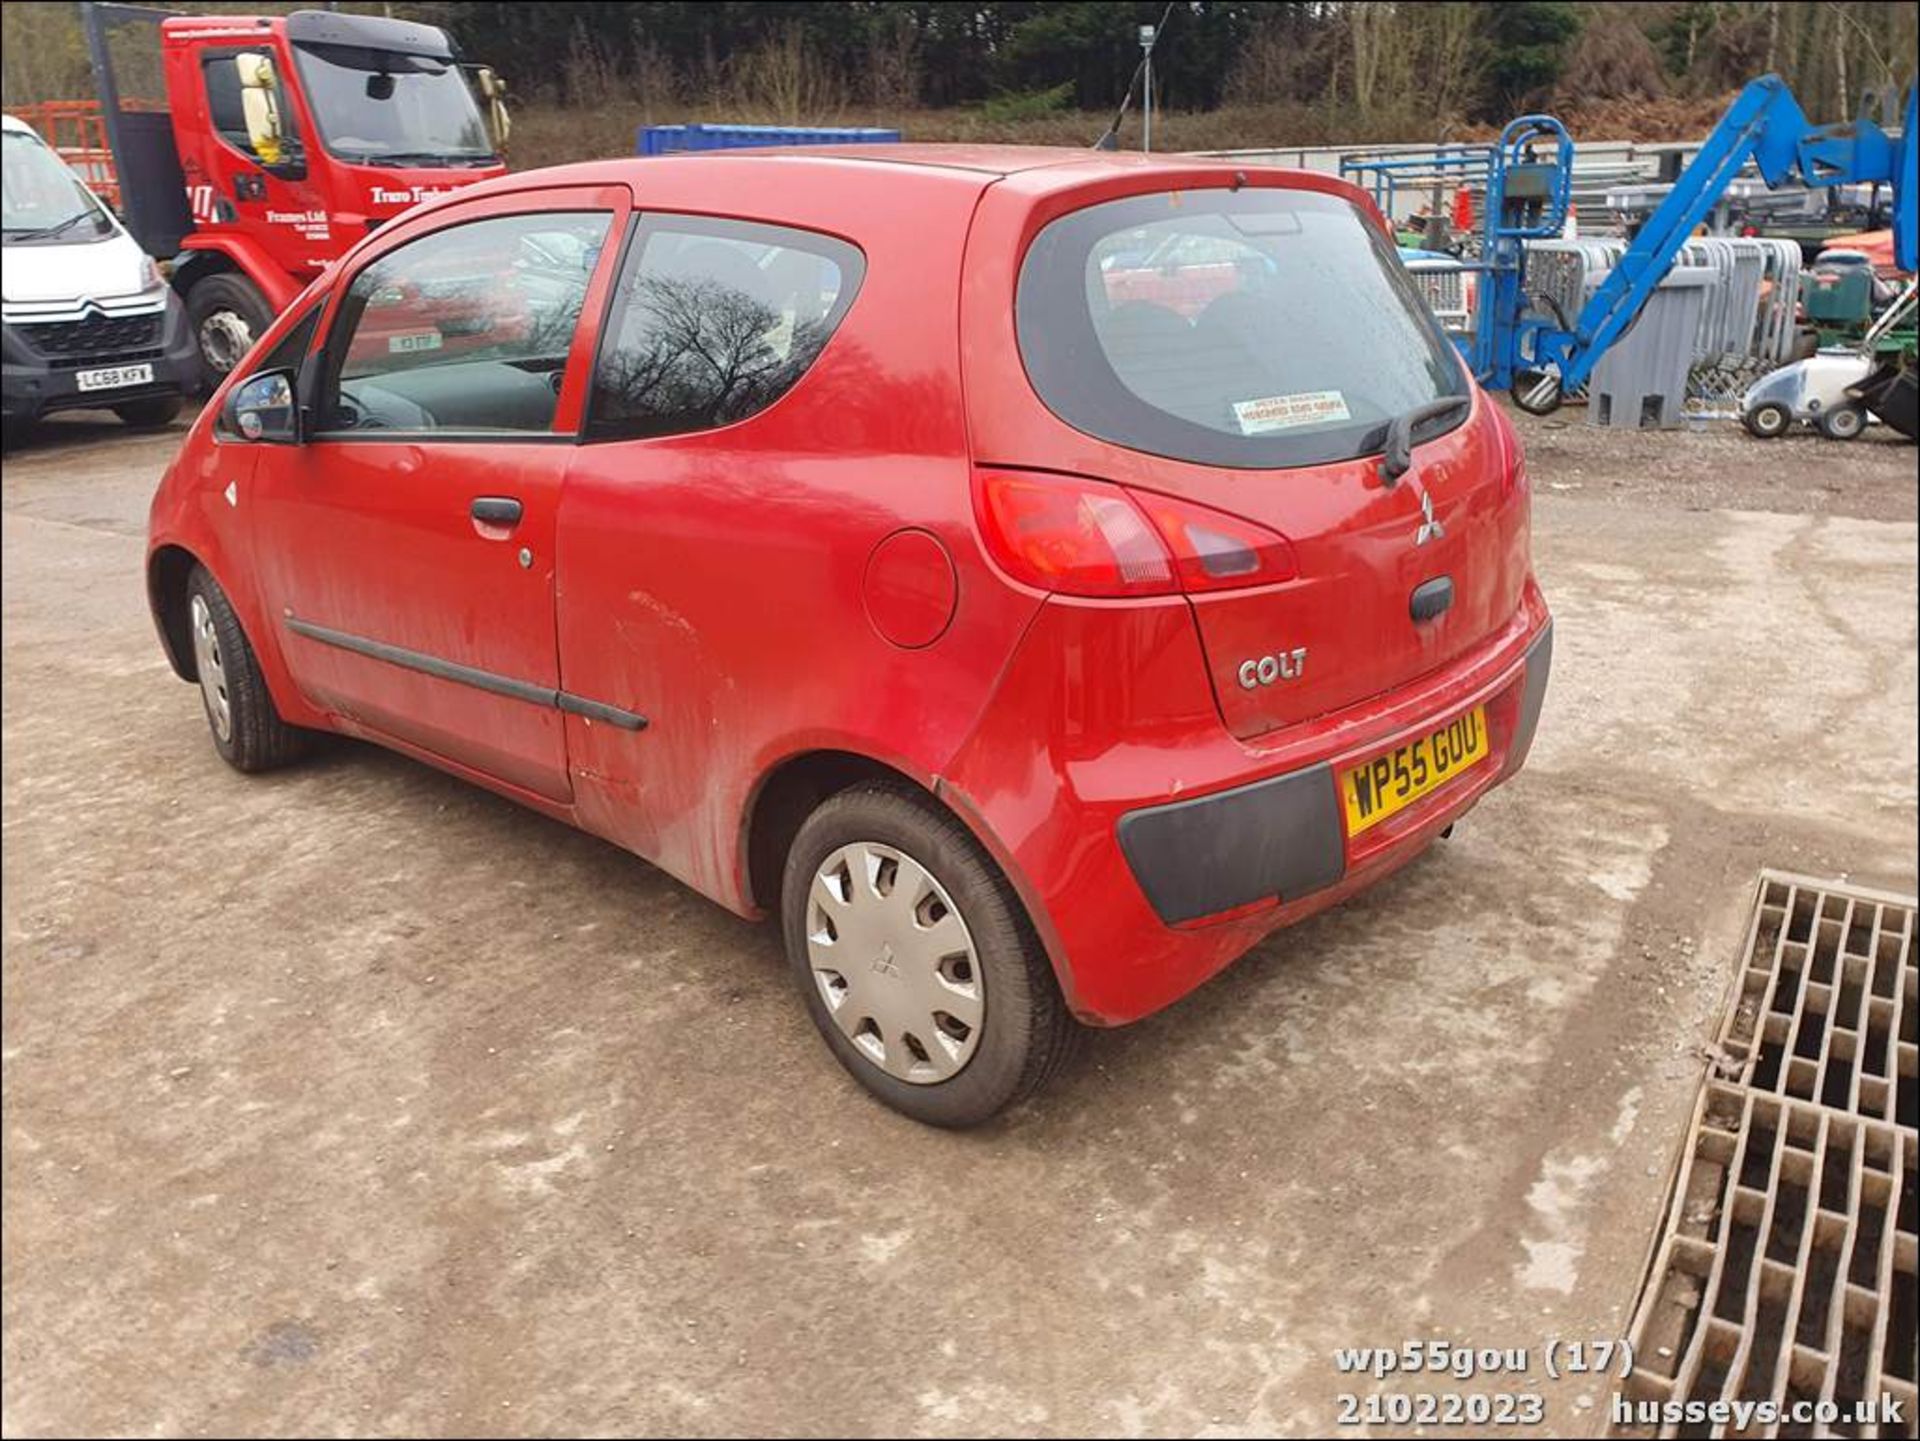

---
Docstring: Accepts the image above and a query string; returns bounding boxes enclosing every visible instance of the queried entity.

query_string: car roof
[380,144,1376,251]
[660,142,1267,180]
[449,144,1288,208]
[712,143,1105,175]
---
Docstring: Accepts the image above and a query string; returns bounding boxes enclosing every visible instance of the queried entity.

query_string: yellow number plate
[1341,706,1489,836]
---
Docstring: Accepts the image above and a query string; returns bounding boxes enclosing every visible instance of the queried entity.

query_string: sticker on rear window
[1231,390,1351,435]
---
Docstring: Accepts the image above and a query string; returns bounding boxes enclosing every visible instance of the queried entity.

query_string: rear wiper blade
[1377,396,1472,485]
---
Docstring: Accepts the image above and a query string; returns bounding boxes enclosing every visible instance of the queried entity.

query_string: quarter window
[587,217,863,442]
[317,211,611,435]
[257,302,322,377]
[217,302,321,438]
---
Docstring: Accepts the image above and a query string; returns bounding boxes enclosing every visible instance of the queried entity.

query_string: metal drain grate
[1615,873,1917,1439]
[1718,877,1916,1128]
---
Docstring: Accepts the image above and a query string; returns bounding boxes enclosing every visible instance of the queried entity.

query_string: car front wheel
[185,564,307,772]
[781,784,1078,1127]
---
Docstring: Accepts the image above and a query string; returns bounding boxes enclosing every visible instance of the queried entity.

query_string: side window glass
[202,51,304,163]
[317,211,611,435]
[587,217,864,442]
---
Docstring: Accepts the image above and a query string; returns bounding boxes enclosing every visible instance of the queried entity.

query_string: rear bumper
[942,579,1552,1026]
[1,296,199,423]
[1119,622,1551,925]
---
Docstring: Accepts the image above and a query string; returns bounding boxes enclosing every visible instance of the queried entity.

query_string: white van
[3,112,199,438]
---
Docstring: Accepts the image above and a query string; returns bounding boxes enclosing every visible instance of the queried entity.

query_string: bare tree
[1349,2,1390,116]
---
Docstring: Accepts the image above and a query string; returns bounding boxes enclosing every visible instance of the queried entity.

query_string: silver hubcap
[189,593,232,743]
[806,842,983,1085]
[199,310,254,372]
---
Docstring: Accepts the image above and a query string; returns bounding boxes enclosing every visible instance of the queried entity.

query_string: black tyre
[114,395,184,430]
[1817,404,1865,441]
[781,783,1078,1127]
[1511,367,1564,416]
[1742,401,1791,439]
[184,564,307,772]
[185,273,275,386]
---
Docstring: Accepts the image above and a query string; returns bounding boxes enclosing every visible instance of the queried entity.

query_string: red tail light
[1128,489,1298,593]
[974,469,1296,598]
[976,469,1173,596]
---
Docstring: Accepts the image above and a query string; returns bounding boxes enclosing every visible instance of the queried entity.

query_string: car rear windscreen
[1015,187,1470,470]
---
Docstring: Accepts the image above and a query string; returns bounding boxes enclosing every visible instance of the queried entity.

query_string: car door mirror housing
[227,369,301,444]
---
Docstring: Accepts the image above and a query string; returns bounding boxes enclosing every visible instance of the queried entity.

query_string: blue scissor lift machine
[1345,76,1917,419]
[1514,75,1917,416]
[1341,116,1576,391]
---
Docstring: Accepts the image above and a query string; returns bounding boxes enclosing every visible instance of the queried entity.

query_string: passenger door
[246,187,627,802]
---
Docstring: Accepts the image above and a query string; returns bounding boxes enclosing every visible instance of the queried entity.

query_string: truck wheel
[186,275,274,385]
[1742,401,1791,439]
[781,784,1078,1128]
[114,396,184,430]
[185,564,307,773]
[1817,404,1865,441]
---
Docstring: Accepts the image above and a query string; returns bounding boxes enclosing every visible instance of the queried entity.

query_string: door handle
[470,496,523,527]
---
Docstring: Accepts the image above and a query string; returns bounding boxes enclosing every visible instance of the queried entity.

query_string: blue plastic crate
[638,123,902,156]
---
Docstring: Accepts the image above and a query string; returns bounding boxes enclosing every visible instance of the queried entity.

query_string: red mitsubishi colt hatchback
[147,146,1551,1126]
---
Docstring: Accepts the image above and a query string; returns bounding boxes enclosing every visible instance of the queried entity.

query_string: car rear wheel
[781,784,1077,1127]
[1742,401,1791,439]
[1817,404,1865,441]
[185,564,307,772]
[114,396,184,430]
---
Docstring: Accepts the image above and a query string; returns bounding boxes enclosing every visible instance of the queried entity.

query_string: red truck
[39,3,510,384]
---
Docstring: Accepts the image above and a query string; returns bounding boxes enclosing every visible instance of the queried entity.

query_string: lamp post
[1138,23,1155,152]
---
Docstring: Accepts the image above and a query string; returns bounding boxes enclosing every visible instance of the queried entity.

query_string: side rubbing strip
[284,616,646,732]
[284,616,556,705]
[557,692,648,731]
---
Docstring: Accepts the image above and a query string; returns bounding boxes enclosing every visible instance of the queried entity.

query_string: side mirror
[236,51,286,166]
[227,369,300,444]
[475,66,511,153]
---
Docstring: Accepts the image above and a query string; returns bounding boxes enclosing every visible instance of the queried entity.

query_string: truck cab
[74,4,509,382]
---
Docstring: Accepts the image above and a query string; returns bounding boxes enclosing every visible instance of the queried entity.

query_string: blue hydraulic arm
[1514,75,1917,413]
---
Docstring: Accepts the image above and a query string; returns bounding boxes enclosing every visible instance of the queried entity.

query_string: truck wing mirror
[236,51,286,167]
[476,67,511,153]
[227,369,301,444]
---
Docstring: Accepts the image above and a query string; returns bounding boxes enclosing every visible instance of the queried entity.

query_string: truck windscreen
[292,41,495,166]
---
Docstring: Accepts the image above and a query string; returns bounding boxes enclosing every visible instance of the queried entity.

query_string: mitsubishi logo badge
[1412,476,1445,547]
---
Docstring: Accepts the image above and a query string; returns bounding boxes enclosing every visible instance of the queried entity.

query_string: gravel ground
[2,406,1914,1436]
